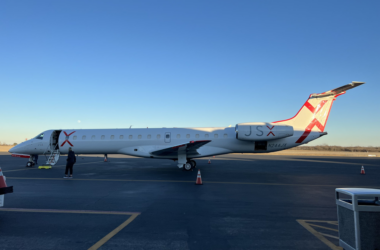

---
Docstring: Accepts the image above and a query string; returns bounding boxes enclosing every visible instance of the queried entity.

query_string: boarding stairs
[44,145,60,166]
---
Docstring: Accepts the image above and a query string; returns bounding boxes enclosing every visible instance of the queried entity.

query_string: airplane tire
[26,162,33,168]
[190,160,196,169]
[184,163,192,171]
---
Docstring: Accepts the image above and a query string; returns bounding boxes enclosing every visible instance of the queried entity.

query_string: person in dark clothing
[64,147,76,178]
[33,155,38,166]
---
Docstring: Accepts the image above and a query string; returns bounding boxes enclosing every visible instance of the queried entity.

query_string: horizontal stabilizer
[310,81,365,98]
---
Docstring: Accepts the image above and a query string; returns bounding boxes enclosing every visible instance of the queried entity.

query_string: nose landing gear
[26,161,35,168]
[26,155,36,168]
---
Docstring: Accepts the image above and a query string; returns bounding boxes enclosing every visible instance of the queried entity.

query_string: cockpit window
[34,133,44,140]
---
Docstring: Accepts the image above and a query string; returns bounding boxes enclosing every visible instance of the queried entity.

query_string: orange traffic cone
[208,159,211,164]
[104,156,107,162]
[195,170,203,185]
[0,168,13,195]
[0,169,6,188]
[361,166,365,175]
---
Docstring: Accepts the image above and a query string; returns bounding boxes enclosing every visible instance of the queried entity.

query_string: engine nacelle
[235,123,293,141]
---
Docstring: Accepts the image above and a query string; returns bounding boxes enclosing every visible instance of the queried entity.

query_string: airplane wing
[150,140,211,157]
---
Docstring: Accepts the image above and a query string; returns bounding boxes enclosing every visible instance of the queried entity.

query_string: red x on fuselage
[61,131,76,147]
[267,126,275,136]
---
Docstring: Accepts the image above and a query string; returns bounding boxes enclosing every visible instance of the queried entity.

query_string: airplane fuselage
[9,82,364,169]
[10,127,321,159]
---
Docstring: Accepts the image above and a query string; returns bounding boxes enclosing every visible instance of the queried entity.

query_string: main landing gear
[183,160,196,171]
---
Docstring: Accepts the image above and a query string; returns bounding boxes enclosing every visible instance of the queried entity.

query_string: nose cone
[8,145,17,154]
[8,142,26,154]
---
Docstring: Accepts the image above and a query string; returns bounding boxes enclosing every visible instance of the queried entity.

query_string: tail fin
[273,82,364,143]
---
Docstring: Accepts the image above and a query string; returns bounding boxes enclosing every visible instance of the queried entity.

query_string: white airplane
[9,82,364,171]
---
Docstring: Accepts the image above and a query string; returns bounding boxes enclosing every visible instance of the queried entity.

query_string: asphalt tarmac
[0,153,379,250]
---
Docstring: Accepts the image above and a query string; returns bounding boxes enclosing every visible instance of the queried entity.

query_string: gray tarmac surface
[0,153,379,250]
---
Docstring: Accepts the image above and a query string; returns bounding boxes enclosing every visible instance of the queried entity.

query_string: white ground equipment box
[0,169,13,207]
[336,188,380,250]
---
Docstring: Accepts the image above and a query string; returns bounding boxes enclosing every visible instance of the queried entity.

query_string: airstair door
[165,132,171,143]
[50,130,62,151]
[44,130,62,166]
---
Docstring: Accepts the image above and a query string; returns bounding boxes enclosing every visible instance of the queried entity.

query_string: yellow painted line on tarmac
[6,176,380,188]
[0,207,139,215]
[214,156,379,166]
[320,233,339,240]
[58,161,104,166]
[2,168,38,172]
[307,223,339,232]
[0,208,140,250]
[204,180,340,187]
[2,161,104,173]
[297,219,342,250]
[279,158,378,166]
[327,221,338,225]
[88,214,139,250]
[7,177,193,183]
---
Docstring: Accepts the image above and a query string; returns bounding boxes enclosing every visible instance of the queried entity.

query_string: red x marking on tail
[296,118,324,143]
[61,131,76,147]
[304,100,328,114]
[296,100,328,143]
[266,125,275,136]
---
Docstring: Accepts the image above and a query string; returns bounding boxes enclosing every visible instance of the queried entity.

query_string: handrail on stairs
[44,143,60,166]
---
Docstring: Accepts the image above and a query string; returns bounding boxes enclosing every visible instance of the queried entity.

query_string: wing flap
[150,140,211,157]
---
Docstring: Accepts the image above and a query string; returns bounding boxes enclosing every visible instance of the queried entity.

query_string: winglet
[310,81,365,98]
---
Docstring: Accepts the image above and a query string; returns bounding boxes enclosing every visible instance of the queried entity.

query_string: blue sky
[1,0,379,146]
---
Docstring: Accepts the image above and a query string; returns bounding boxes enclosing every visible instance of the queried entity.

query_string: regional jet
[9,82,364,171]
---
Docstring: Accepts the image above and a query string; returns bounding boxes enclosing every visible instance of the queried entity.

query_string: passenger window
[73,136,77,140]
[82,136,86,140]
[110,135,114,140]
[214,134,218,138]
[166,134,170,139]
[176,134,180,139]
[224,134,228,138]
[195,134,199,138]
[129,135,133,139]
[91,135,95,140]
[157,134,161,139]
[34,133,44,140]
[119,135,124,139]
[205,134,209,138]
[101,135,105,140]
[186,134,190,138]
[147,135,151,139]
[138,135,142,139]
